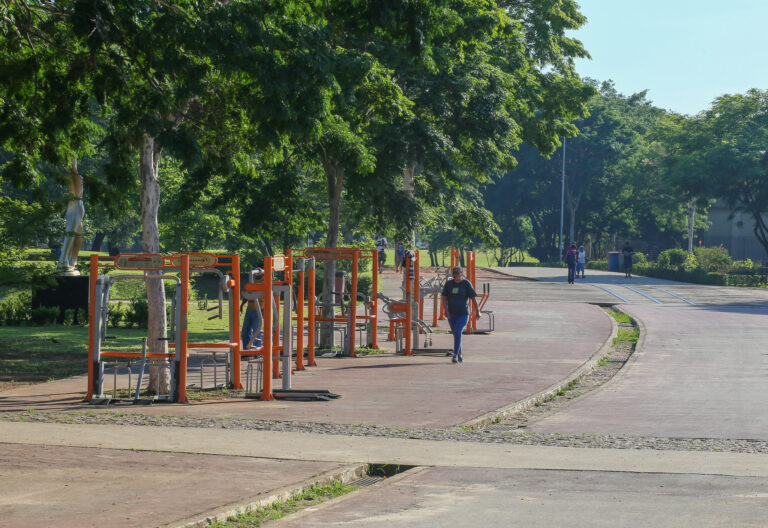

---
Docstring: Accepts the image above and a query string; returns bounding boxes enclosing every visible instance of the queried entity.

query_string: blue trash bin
[607,251,621,272]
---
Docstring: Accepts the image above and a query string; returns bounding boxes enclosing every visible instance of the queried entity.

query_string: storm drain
[349,464,416,488]
[347,475,386,488]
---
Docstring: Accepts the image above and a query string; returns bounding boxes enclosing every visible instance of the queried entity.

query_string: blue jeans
[448,314,470,358]
[576,262,584,275]
[241,309,262,349]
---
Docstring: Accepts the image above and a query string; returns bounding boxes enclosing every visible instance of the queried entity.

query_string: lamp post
[559,137,566,257]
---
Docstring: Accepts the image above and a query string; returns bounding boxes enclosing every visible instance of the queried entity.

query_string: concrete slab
[0,442,344,528]
[532,304,768,439]
[5,422,768,478]
[273,466,768,528]
[0,301,612,429]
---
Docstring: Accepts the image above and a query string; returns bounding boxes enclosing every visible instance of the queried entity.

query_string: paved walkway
[532,303,768,439]
[2,266,768,526]
[490,266,768,306]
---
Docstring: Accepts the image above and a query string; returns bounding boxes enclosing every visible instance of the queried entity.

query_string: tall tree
[661,89,768,258]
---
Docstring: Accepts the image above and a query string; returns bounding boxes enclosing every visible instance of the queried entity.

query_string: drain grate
[347,475,386,488]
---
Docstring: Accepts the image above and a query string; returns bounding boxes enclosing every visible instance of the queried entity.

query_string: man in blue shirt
[441,266,481,364]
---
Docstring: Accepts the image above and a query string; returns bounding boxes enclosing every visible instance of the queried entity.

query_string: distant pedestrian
[375,236,388,273]
[622,241,634,278]
[395,241,405,273]
[441,266,480,364]
[564,243,577,284]
[576,245,586,278]
[240,267,264,349]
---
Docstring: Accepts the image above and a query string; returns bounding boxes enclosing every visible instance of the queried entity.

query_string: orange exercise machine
[86,252,241,404]
[287,247,379,357]
[380,250,447,356]
[240,254,339,402]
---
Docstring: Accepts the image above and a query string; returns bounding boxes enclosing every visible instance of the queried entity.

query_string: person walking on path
[564,243,577,284]
[395,241,405,273]
[622,241,634,279]
[441,266,480,364]
[576,245,586,278]
[375,236,388,273]
[240,268,264,349]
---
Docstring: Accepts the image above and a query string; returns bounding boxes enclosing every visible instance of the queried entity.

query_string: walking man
[441,266,480,364]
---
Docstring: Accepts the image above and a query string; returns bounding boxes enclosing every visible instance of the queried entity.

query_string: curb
[167,463,367,528]
[458,305,620,430]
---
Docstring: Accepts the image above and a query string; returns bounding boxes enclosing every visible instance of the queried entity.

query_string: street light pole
[559,137,566,257]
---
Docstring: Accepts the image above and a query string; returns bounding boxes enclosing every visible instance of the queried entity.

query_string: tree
[1,1,353,394]
[662,89,768,258]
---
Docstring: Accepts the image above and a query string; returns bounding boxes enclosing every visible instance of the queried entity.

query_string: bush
[77,307,88,326]
[62,308,76,327]
[657,248,688,270]
[30,306,60,325]
[125,299,148,329]
[682,252,699,271]
[0,261,57,285]
[108,302,125,327]
[693,246,732,273]
[633,252,647,265]
[0,292,31,325]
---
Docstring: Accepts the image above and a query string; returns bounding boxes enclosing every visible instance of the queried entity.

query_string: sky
[567,0,768,115]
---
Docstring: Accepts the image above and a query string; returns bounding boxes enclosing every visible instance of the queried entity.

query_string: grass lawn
[380,248,538,268]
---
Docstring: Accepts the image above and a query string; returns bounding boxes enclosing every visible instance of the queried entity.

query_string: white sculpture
[57,159,85,275]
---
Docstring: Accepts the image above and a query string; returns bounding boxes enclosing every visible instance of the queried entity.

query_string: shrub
[0,292,32,325]
[108,302,125,327]
[125,299,149,329]
[682,252,699,271]
[0,261,57,285]
[356,274,373,297]
[732,259,755,273]
[693,246,732,273]
[633,252,647,265]
[30,306,60,325]
[657,248,689,270]
[62,308,76,327]
[77,307,88,326]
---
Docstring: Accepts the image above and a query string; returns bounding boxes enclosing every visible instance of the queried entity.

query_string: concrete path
[491,266,768,306]
[0,441,348,528]
[531,303,768,439]
[274,466,768,528]
[3,423,768,527]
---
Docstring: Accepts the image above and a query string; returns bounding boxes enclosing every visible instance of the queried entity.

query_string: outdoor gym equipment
[86,252,242,404]
[448,247,495,334]
[381,250,448,356]
[240,255,337,401]
[287,247,379,357]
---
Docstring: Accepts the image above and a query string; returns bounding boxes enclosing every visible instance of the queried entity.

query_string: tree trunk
[403,161,422,246]
[140,136,169,395]
[752,211,768,259]
[320,159,344,348]
[687,201,696,253]
[91,232,106,252]
[565,187,582,247]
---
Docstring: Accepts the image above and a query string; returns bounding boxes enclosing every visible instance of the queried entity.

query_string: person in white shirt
[576,245,586,278]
